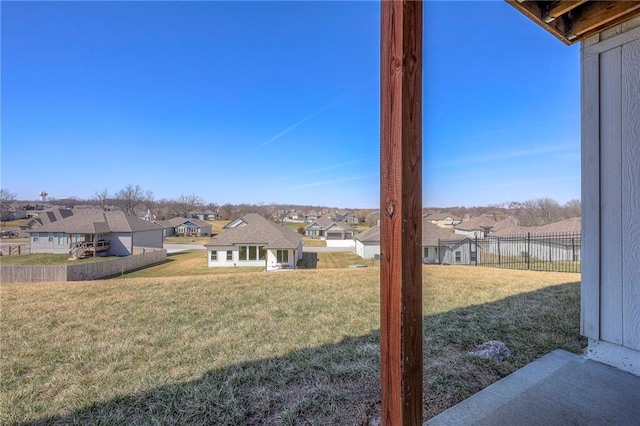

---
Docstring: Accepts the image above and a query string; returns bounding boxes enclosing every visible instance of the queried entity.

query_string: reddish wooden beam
[380,1,423,425]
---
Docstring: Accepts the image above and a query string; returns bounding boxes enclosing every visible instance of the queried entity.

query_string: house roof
[455,216,497,231]
[206,213,302,250]
[507,0,640,45]
[305,215,354,232]
[355,225,380,242]
[422,220,463,246]
[425,211,460,221]
[531,216,581,234]
[163,217,212,228]
[492,217,581,236]
[352,220,461,246]
[28,209,163,234]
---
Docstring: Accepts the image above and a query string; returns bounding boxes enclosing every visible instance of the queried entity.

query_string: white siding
[356,240,381,259]
[582,26,640,373]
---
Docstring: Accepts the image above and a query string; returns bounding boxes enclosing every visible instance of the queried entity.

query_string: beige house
[424,211,461,229]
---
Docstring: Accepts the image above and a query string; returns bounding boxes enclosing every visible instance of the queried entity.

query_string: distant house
[425,211,461,229]
[423,220,461,262]
[354,225,381,259]
[205,213,303,271]
[28,209,164,257]
[352,220,479,265]
[304,215,354,240]
[454,215,496,238]
[344,213,364,225]
[1,209,27,222]
[155,217,212,237]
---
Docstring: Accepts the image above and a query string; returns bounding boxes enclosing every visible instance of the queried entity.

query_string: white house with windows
[205,213,303,271]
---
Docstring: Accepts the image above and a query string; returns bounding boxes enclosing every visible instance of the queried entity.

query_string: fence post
[497,237,501,266]
[474,236,478,266]
[527,232,531,270]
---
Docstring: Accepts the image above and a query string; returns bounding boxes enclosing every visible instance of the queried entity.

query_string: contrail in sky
[242,77,375,159]
[272,156,377,182]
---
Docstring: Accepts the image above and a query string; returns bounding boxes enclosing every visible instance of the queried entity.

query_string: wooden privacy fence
[1,248,167,283]
[0,244,30,256]
[438,232,581,273]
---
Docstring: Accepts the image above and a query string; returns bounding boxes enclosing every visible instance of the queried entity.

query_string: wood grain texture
[599,47,623,344]
[380,0,423,424]
[580,47,600,339]
[621,38,640,351]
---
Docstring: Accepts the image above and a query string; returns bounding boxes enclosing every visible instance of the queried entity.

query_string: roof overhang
[507,0,640,44]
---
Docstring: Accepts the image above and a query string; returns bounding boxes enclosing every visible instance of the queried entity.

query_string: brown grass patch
[0,266,583,424]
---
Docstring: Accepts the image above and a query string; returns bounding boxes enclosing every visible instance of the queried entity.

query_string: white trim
[587,338,640,376]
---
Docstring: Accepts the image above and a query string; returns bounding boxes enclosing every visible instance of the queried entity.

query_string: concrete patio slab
[425,349,640,426]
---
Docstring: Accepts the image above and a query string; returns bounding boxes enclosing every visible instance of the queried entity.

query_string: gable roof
[305,215,354,232]
[28,209,163,234]
[206,213,301,250]
[425,211,460,221]
[355,225,380,242]
[422,219,463,246]
[455,216,496,231]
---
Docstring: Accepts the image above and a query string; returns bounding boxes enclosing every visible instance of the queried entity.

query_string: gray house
[155,217,212,237]
[28,209,164,257]
[304,215,354,240]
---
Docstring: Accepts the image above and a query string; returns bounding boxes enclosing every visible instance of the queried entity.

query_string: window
[470,251,477,262]
[48,233,54,242]
[423,248,428,257]
[32,233,40,242]
[277,250,289,263]
[57,233,64,245]
[239,246,247,260]
[455,251,461,263]
[227,250,233,261]
[258,246,265,260]
[249,246,257,260]
[210,250,217,261]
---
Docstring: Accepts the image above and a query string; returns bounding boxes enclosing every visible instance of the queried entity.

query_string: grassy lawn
[0,266,584,424]
[0,253,114,265]
[121,250,263,278]
[163,236,211,244]
[206,219,230,235]
[302,237,326,247]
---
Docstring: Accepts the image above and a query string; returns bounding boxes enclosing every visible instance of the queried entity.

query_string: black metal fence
[437,232,581,273]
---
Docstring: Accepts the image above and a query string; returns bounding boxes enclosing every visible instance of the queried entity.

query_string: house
[204,210,220,220]
[344,213,364,225]
[354,225,381,259]
[155,217,212,237]
[423,220,482,265]
[205,213,303,271]
[454,215,496,238]
[352,219,479,265]
[425,210,461,229]
[1,208,27,222]
[304,215,354,240]
[28,208,164,257]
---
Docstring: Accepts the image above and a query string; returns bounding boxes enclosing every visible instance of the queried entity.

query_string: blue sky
[1,1,580,208]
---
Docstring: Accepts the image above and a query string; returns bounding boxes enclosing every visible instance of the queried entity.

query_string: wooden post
[380,1,423,424]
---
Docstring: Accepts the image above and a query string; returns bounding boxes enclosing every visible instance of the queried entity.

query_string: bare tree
[170,193,204,217]
[92,188,110,210]
[563,199,581,218]
[0,188,17,212]
[112,184,152,215]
